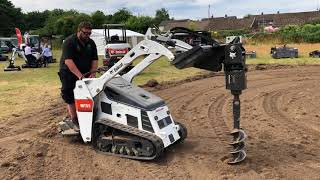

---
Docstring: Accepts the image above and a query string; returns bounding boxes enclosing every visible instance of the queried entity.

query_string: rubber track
[93,118,165,160]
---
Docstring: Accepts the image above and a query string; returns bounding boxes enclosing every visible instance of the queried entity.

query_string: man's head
[77,21,92,43]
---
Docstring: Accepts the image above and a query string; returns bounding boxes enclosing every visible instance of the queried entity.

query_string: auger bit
[224,43,247,164]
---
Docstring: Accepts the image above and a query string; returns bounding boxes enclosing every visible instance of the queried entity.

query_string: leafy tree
[105,14,113,24]
[0,0,25,36]
[36,9,87,37]
[74,13,92,26]
[25,10,50,30]
[52,13,91,38]
[54,16,77,37]
[0,3,171,39]
[91,10,106,28]
[154,8,170,26]
[112,8,132,23]
[126,16,154,33]
[49,9,66,17]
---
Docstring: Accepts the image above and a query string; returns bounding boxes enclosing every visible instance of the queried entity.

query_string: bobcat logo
[230,52,237,59]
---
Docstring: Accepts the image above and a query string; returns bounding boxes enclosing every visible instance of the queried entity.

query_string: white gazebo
[90,29,145,55]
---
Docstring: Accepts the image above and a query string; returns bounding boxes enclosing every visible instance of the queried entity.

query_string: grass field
[0,43,320,118]
[0,49,203,118]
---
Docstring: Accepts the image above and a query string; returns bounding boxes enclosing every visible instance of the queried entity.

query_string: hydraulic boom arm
[76,39,175,99]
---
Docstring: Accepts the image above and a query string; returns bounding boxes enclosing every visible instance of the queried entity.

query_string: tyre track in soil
[157,81,225,141]
[260,80,320,143]
[203,78,298,160]
[0,104,63,157]
[222,69,320,179]
[258,86,320,172]
[156,75,256,178]
[1,65,320,179]
[207,94,232,146]
[282,81,320,133]
[0,99,65,180]
[206,75,312,146]
[158,72,311,175]
[156,84,229,179]
[262,88,320,135]
[153,66,320,179]
[199,69,320,178]
[0,99,64,141]
[156,77,290,176]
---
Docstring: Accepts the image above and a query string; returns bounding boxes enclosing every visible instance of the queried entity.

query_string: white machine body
[73,39,182,146]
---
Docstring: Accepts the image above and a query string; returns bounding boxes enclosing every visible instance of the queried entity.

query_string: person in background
[24,43,36,65]
[41,44,52,67]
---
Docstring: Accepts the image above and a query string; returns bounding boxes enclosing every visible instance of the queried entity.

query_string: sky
[9,0,320,20]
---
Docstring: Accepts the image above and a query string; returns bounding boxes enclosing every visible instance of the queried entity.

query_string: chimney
[225,14,228,18]
[261,12,264,15]
[277,11,280,14]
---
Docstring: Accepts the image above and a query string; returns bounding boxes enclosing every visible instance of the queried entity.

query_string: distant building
[159,10,320,32]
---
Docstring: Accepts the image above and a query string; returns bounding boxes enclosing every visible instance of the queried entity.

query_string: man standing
[58,21,98,132]
[41,44,52,67]
[24,43,36,65]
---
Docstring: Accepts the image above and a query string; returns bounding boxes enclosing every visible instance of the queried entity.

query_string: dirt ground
[0,64,319,180]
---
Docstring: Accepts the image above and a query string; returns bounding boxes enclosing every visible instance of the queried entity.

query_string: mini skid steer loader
[59,28,247,164]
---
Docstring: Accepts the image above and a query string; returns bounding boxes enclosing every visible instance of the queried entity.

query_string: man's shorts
[58,70,78,104]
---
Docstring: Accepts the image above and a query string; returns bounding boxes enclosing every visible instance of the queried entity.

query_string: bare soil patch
[0,65,319,179]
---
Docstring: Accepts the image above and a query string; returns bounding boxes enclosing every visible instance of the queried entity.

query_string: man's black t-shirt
[59,34,98,74]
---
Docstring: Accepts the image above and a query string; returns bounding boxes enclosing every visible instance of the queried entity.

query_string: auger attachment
[224,43,247,164]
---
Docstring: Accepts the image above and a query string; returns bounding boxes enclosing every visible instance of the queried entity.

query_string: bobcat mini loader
[59,28,247,164]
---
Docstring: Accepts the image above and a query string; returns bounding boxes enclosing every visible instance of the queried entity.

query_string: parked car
[0,44,10,53]
[309,50,320,58]
[0,48,8,61]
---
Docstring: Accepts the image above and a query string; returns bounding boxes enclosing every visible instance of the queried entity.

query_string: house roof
[160,10,320,31]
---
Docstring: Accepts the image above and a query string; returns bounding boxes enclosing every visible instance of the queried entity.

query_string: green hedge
[211,23,320,43]
[276,24,320,43]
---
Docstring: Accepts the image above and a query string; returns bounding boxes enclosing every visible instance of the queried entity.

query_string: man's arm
[65,59,83,79]
[89,60,98,78]
[89,41,99,78]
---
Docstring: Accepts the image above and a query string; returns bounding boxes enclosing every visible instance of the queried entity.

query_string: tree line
[0,0,170,37]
